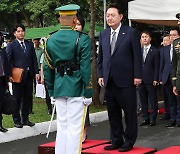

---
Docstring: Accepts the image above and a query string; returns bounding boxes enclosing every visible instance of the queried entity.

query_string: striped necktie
[143,47,148,62]
[21,42,26,53]
[111,31,116,55]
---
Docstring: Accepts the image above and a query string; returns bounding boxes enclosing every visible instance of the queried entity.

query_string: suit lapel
[112,25,126,56]
[104,28,111,56]
[145,46,152,63]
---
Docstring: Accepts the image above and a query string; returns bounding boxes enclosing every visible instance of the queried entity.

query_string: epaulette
[173,38,180,53]
[75,30,88,35]
[49,30,58,36]
[44,36,55,69]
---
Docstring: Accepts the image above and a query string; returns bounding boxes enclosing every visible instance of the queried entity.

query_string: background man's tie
[111,31,116,55]
[21,42,26,53]
[143,47,148,62]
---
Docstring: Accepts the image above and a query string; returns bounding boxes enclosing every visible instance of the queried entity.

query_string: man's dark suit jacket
[159,45,171,84]
[97,25,142,87]
[6,39,39,78]
[141,46,159,84]
[0,48,9,80]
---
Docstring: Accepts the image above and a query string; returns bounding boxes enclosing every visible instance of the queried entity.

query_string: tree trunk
[90,0,101,106]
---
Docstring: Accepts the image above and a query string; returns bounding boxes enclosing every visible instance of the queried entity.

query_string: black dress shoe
[0,126,8,132]
[104,144,121,150]
[149,121,156,126]
[22,121,35,127]
[14,123,23,128]
[165,121,176,127]
[139,119,150,126]
[119,143,133,152]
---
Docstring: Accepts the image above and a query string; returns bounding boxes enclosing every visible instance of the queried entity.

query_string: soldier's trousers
[55,97,87,154]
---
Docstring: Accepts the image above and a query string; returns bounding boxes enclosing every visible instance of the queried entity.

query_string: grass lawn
[2,96,107,128]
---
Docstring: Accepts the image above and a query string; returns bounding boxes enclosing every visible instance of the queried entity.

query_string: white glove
[50,97,56,104]
[83,97,92,106]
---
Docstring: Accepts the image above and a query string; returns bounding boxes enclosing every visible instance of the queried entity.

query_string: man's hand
[134,78,142,86]
[83,97,92,106]
[9,76,14,82]
[35,74,40,81]
[153,80,158,86]
[98,78,104,87]
[173,86,178,95]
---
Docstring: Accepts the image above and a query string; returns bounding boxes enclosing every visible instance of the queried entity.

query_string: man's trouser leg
[55,97,86,154]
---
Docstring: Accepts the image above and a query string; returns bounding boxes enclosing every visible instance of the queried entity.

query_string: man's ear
[73,17,77,24]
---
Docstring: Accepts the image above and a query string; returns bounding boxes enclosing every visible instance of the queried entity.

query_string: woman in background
[74,14,90,143]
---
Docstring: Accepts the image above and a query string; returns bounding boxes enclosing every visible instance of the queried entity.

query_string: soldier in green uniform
[43,4,92,154]
[171,12,180,127]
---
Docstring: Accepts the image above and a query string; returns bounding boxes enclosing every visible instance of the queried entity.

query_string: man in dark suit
[139,31,159,126]
[159,45,177,127]
[159,29,180,127]
[97,3,142,152]
[6,24,39,128]
[159,34,171,121]
[0,38,9,132]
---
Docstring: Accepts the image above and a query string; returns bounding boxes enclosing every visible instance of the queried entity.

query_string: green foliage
[0,0,109,30]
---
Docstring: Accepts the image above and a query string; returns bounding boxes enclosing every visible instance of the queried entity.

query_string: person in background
[159,31,178,122]
[171,13,180,127]
[31,38,44,114]
[33,38,44,71]
[40,53,52,114]
[162,34,171,47]
[0,35,9,132]
[139,31,159,127]
[6,24,39,128]
[44,4,92,154]
[97,3,142,152]
[74,13,90,143]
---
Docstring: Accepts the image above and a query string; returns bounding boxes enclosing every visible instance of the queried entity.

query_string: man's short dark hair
[141,31,152,38]
[13,24,26,33]
[107,3,123,15]
[76,13,85,30]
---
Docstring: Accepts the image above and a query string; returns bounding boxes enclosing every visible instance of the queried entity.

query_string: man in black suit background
[6,24,39,128]
[139,31,159,126]
[0,34,9,132]
[97,3,142,152]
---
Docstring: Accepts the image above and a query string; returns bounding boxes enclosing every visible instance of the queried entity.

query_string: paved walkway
[0,111,108,143]
[0,115,180,154]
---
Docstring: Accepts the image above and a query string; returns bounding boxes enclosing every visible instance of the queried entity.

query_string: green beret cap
[55,4,80,11]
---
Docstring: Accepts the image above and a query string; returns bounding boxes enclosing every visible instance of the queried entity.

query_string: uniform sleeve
[43,40,55,97]
[172,46,177,87]
[79,35,92,98]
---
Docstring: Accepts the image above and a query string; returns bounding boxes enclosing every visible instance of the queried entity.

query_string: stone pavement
[0,113,180,154]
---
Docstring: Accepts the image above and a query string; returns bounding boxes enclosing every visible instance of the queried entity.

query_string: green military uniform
[35,47,44,70]
[172,38,180,91]
[44,27,92,98]
[43,4,92,154]
[171,12,180,127]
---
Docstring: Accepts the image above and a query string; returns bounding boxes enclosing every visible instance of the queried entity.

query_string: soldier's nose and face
[169,30,179,43]
[14,27,25,41]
